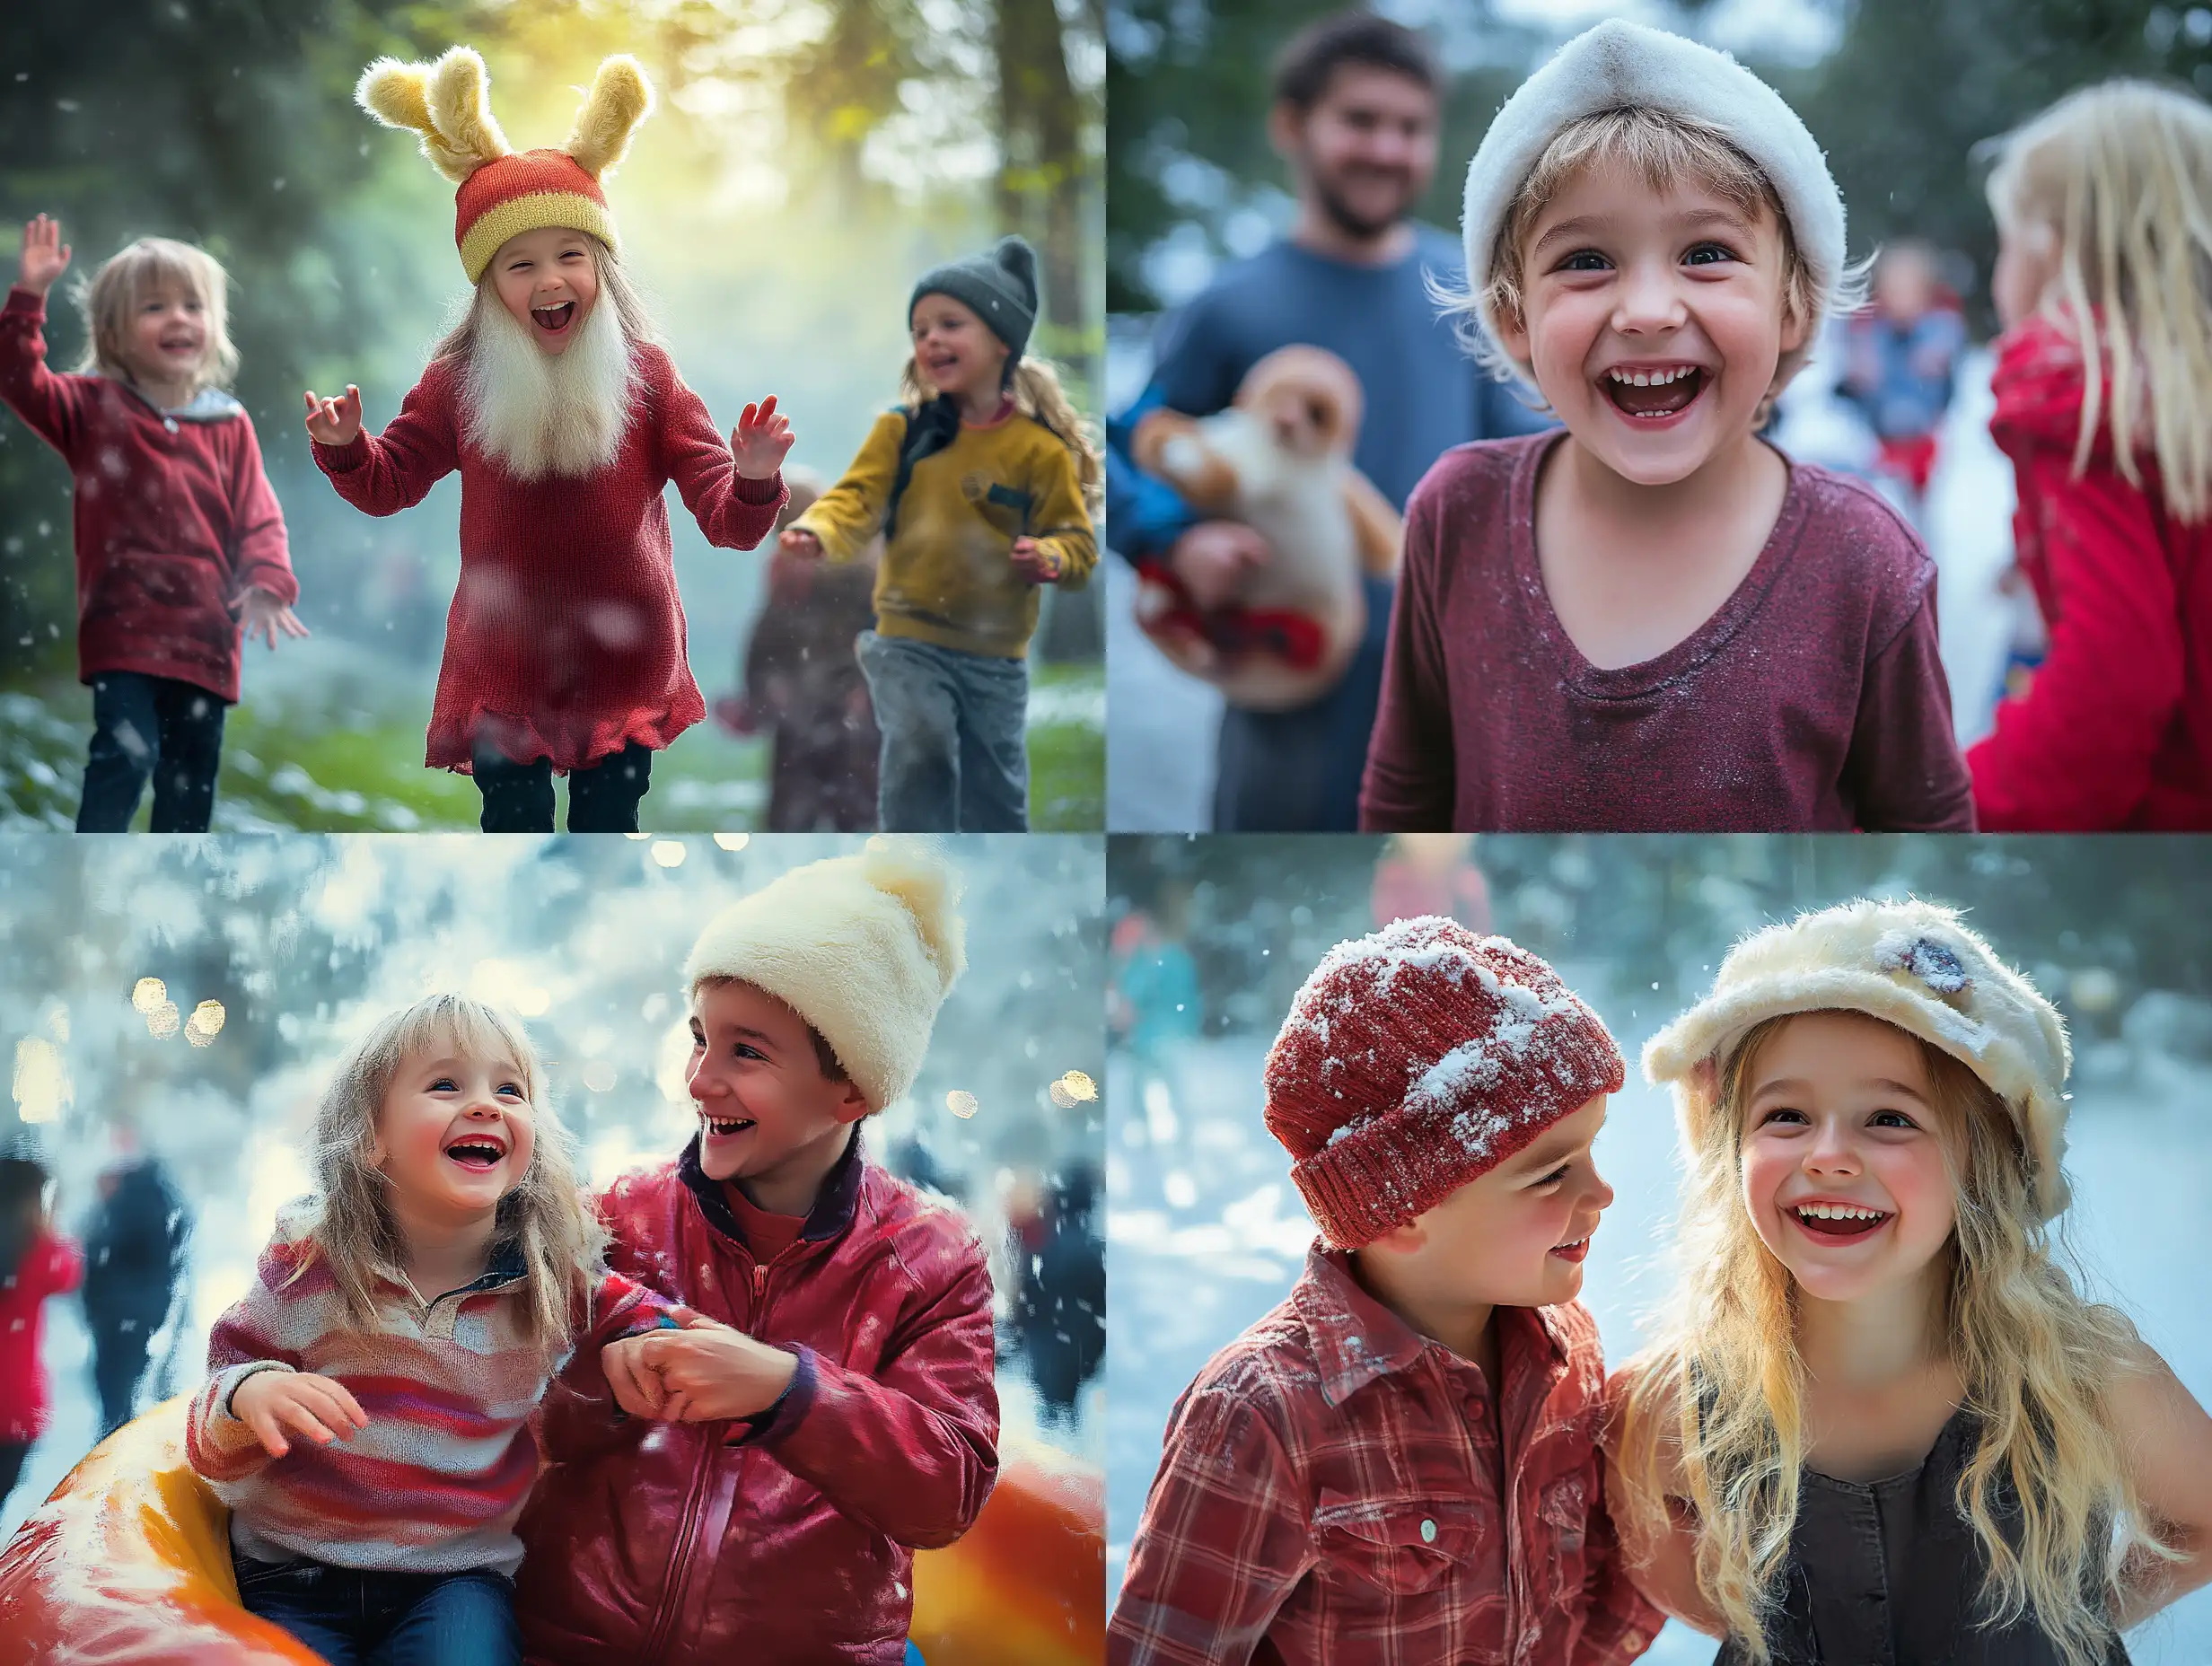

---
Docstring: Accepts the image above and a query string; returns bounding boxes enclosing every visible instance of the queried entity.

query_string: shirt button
[1419,1519,1437,1544]
[1624,1633,1646,1653]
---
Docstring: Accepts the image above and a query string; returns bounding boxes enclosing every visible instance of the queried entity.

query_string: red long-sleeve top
[1968,312,2212,829]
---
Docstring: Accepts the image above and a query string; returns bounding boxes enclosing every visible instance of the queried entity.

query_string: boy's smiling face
[1497,157,1805,486]
[688,978,869,1197]
[1363,1094,1614,1310]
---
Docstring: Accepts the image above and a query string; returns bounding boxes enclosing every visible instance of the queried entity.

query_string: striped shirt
[187,1233,675,1577]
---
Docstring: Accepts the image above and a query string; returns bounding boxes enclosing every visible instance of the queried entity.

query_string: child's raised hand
[236,586,310,651]
[730,396,794,480]
[1009,536,1066,585]
[303,385,363,448]
[231,1369,369,1459]
[17,215,71,297]
[777,526,823,559]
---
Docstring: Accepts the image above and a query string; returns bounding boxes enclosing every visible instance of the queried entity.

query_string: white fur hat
[1644,899,2072,1219]
[684,844,967,1112]
[1461,19,1847,374]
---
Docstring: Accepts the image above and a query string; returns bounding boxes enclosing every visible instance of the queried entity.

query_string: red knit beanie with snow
[1264,917,1624,1250]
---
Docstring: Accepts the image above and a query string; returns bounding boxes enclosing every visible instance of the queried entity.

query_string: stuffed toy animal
[1129,346,1401,711]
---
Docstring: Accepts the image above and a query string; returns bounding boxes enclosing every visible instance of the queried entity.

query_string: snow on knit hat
[356,47,654,285]
[1264,918,1625,1250]
[1644,899,2073,1219]
[911,236,1040,363]
[683,844,967,1114]
[1461,20,1847,381]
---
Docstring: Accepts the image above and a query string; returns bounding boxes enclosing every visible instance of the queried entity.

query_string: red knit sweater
[312,346,786,774]
[0,286,297,703]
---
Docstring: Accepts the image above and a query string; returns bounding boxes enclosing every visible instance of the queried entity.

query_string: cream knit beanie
[1645,899,2072,1218]
[685,844,966,1111]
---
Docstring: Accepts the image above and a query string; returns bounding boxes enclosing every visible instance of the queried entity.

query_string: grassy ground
[0,654,1104,832]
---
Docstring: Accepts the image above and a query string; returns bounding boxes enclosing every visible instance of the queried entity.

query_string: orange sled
[0,1398,1104,1665]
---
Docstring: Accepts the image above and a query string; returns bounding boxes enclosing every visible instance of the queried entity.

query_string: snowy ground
[1103,329,2020,830]
[1102,965,2212,1663]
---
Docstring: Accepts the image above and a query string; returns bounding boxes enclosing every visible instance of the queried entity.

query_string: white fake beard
[460,287,639,481]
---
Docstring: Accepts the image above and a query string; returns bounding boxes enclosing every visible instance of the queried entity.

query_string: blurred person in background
[1012,1162,1104,1430]
[1107,10,1550,831]
[81,1118,192,1440]
[1370,832,1493,933]
[716,469,885,832]
[1836,240,1968,515]
[0,1152,83,1513]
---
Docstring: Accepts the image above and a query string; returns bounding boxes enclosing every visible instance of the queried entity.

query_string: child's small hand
[303,385,363,448]
[601,1334,671,1420]
[1009,537,1065,585]
[731,395,794,479]
[231,1369,368,1459]
[18,215,71,298]
[635,1311,798,1422]
[236,586,310,651]
[778,527,823,559]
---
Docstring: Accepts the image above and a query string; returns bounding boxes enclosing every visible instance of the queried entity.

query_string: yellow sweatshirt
[791,404,1096,660]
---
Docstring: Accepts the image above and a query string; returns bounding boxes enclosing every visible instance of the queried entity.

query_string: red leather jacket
[515,1134,999,1665]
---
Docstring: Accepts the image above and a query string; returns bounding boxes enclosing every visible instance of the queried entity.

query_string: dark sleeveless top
[1715,1407,2129,1666]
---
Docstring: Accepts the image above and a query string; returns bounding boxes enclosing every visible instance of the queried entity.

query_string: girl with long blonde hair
[779,234,1102,831]
[1967,80,2212,830]
[184,993,678,1666]
[1614,899,2212,1665]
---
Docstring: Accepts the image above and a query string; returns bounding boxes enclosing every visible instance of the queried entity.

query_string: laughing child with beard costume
[303,47,793,833]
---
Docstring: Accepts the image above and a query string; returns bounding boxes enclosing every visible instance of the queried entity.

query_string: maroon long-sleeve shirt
[1359,434,1975,832]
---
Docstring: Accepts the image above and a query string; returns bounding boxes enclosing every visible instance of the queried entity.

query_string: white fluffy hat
[1461,19,1847,375]
[1644,899,2072,1218]
[684,844,967,1112]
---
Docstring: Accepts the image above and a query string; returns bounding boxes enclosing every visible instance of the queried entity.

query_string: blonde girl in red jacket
[1969,81,2212,829]
[1,218,304,832]
[303,47,792,834]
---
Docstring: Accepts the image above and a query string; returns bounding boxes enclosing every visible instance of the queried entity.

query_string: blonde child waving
[304,48,791,834]
[1,216,303,831]
[1613,901,2212,1664]
[1968,82,2212,829]
[185,994,680,1666]
[781,235,1100,831]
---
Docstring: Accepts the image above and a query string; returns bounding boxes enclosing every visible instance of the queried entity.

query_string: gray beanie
[910,235,1039,362]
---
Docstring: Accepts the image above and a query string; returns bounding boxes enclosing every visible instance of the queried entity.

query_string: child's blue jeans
[856,629,1028,831]
[233,1550,519,1666]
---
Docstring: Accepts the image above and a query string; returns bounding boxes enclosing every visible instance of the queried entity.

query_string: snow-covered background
[1104,320,2021,831]
[1104,835,2212,1662]
[0,832,1107,1546]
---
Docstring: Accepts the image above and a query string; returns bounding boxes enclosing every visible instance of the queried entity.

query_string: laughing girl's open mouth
[1602,364,1706,419]
[531,301,576,333]
[444,1136,505,1172]
[1791,1201,1892,1240]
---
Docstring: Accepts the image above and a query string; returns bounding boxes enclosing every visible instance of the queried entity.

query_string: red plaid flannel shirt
[1110,1245,1663,1666]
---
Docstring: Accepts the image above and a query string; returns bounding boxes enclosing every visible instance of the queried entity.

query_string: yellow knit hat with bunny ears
[356,46,654,284]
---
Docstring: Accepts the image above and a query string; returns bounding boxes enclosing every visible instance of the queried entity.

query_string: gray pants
[856,630,1028,831]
